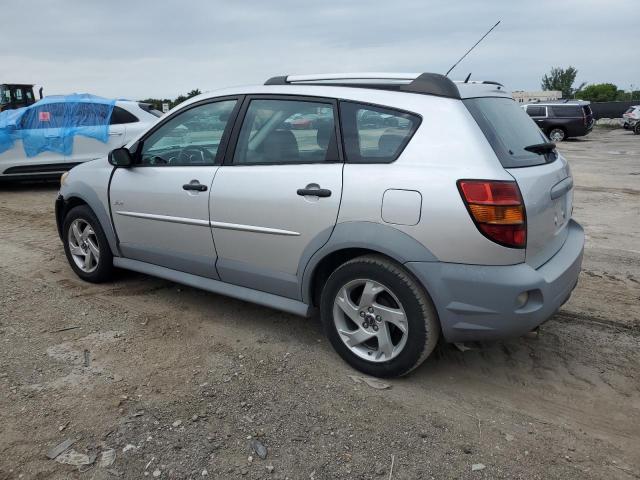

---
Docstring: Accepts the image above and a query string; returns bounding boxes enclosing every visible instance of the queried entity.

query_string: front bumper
[55,194,64,240]
[407,220,584,342]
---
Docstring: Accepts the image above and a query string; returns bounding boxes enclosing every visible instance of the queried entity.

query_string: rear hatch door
[464,97,573,268]
[506,158,572,267]
[582,104,594,129]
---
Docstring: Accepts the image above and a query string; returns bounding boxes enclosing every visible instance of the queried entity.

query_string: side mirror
[108,147,133,167]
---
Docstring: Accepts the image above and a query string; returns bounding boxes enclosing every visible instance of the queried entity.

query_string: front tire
[634,123,640,135]
[548,128,566,142]
[62,205,114,283]
[320,255,440,378]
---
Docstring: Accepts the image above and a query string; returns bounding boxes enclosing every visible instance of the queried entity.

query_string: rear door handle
[183,181,207,192]
[109,131,124,136]
[297,188,332,198]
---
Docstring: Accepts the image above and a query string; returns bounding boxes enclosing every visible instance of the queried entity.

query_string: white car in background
[0,100,160,182]
[622,105,640,134]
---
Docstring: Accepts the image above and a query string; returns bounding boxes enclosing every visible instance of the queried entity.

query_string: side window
[19,104,66,129]
[339,102,420,164]
[71,103,111,127]
[550,106,581,117]
[525,106,546,117]
[138,99,237,166]
[232,99,337,165]
[110,106,139,125]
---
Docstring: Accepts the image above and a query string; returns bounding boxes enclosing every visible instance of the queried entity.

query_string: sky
[3,0,639,100]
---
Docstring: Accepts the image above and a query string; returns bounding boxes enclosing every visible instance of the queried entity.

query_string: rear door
[110,98,240,278]
[465,97,573,268]
[209,96,343,299]
[68,104,133,166]
[525,105,548,130]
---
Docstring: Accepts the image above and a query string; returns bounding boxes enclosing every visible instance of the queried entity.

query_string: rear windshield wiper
[524,142,556,155]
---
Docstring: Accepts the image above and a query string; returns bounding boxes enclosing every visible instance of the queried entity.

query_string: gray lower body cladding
[407,220,584,343]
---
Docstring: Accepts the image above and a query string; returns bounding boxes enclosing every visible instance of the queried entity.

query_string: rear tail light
[457,180,526,248]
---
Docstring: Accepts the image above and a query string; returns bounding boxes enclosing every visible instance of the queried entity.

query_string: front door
[110,98,240,278]
[210,96,343,299]
[0,102,67,175]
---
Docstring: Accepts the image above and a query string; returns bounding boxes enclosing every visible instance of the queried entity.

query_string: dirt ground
[1,127,638,480]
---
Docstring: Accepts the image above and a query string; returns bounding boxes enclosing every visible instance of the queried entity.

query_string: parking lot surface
[1,128,638,479]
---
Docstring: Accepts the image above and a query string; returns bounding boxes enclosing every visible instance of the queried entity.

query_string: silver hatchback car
[56,73,584,377]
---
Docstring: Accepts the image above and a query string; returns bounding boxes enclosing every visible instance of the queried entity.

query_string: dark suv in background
[522,100,594,141]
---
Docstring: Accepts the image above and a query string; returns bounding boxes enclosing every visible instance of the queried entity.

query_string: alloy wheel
[549,129,565,142]
[68,219,100,273]
[332,279,408,362]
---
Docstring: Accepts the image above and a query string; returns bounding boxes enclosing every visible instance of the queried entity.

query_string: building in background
[512,90,562,103]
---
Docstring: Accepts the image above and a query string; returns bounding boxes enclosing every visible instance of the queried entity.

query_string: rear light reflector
[458,180,526,248]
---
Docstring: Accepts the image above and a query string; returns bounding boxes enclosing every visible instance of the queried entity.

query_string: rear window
[139,102,163,118]
[464,97,551,168]
[339,102,420,163]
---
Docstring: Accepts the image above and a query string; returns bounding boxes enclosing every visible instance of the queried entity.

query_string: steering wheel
[175,146,215,165]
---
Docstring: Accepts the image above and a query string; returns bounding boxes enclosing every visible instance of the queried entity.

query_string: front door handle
[183,180,207,192]
[297,187,332,198]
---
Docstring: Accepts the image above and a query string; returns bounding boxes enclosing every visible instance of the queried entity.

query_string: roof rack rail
[264,72,461,99]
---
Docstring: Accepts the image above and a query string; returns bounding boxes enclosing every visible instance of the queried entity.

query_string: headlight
[60,171,69,187]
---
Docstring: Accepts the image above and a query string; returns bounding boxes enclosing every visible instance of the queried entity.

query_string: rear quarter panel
[336,93,525,266]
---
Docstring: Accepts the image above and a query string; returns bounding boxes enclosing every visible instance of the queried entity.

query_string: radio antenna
[445,20,501,77]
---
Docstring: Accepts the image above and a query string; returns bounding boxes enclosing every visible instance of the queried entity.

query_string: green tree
[140,97,172,111]
[576,83,622,102]
[172,89,202,108]
[541,66,585,98]
[139,89,204,111]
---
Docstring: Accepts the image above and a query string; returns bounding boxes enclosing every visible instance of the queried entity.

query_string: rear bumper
[407,220,584,343]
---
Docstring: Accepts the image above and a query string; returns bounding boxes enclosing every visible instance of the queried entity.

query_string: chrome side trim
[115,211,301,236]
[115,211,210,227]
[210,221,300,236]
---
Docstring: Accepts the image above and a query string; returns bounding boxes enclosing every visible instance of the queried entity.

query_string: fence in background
[590,100,638,120]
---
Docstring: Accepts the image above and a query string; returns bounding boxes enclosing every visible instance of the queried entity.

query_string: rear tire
[548,128,566,142]
[320,255,440,378]
[62,205,114,283]
[634,123,640,135]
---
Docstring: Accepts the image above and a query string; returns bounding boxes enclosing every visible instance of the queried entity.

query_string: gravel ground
[0,127,639,479]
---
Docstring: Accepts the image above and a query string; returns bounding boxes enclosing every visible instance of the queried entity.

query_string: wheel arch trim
[58,189,120,257]
[299,221,438,304]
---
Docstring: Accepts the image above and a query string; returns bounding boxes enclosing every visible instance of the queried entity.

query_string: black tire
[548,127,566,142]
[320,255,440,378]
[62,205,114,283]
[634,123,640,135]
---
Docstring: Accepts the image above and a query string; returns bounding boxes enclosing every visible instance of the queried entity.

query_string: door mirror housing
[108,147,133,167]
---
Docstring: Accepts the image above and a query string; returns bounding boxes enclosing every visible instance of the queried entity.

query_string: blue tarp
[0,94,116,157]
